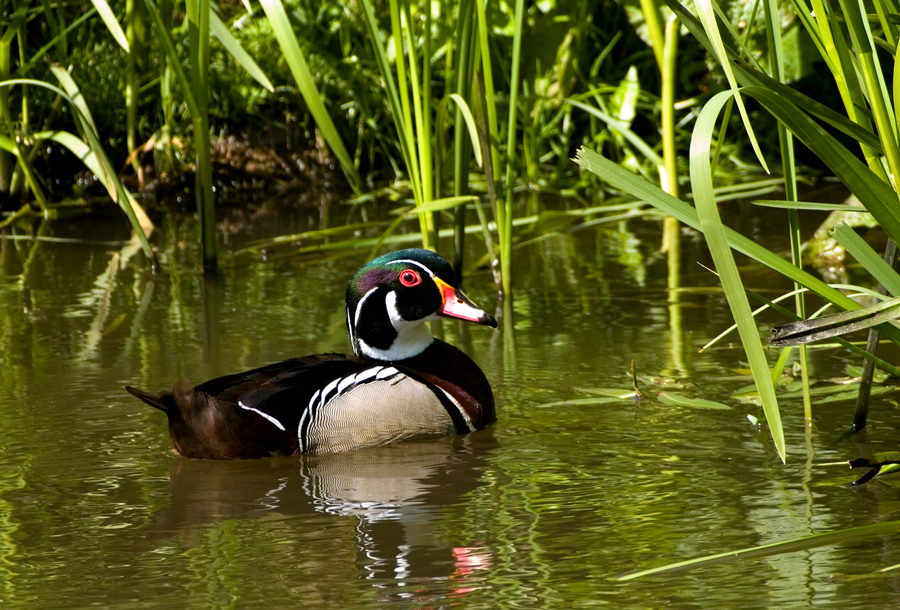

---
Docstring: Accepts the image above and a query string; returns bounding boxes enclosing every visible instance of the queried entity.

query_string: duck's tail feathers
[125,386,176,413]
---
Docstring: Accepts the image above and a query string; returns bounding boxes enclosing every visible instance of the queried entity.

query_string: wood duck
[126,249,497,459]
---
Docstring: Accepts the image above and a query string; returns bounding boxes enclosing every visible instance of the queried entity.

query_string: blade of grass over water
[573,148,873,317]
[741,285,900,379]
[615,520,900,580]
[690,90,784,461]
[0,74,154,261]
[47,68,154,244]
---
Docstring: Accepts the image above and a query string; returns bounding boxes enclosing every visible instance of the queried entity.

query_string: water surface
[2,205,900,608]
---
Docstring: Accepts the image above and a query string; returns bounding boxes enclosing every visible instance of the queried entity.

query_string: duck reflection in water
[136,434,497,596]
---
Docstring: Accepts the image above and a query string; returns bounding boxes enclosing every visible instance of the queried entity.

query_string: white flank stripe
[337,374,357,395]
[239,400,286,431]
[376,366,400,380]
[355,366,382,383]
[306,389,321,417]
[299,389,320,436]
[320,378,341,405]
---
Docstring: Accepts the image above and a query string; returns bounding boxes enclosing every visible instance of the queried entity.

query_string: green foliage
[2,1,715,203]
[577,0,900,462]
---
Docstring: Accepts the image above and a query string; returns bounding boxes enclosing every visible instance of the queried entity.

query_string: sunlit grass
[576,0,900,458]
[615,520,900,581]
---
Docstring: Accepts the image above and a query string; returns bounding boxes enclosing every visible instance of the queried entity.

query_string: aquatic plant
[4,1,702,282]
[578,0,900,461]
[0,4,155,263]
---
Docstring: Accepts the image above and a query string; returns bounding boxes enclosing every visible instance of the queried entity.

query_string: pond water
[2,200,900,608]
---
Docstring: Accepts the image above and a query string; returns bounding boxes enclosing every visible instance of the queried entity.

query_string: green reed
[258,0,361,194]
[500,0,525,297]
[579,0,900,461]
[355,0,510,279]
[358,0,444,251]
[187,0,215,273]
[0,2,154,261]
[760,0,811,418]
[143,0,304,272]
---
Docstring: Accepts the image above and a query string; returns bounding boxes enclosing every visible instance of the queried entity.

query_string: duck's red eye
[399,269,422,287]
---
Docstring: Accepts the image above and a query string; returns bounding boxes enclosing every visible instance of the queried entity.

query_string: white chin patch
[357,291,434,361]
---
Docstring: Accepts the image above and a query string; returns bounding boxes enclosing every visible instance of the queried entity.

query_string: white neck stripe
[349,286,380,357]
[353,285,380,330]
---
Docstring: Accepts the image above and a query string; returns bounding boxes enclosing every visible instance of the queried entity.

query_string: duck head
[346,249,497,361]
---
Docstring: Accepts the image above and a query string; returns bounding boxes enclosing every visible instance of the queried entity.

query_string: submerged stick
[767,294,900,346]
[854,239,898,431]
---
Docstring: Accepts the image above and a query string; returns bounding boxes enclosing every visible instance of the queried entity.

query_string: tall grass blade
[450,0,476,272]
[500,0,525,296]
[691,90,785,461]
[142,0,199,117]
[448,94,482,168]
[763,0,810,417]
[356,0,439,247]
[89,0,130,52]
[473,0,499,178]
[186,0,216,273]
[209,9,274,92]
[47,69,154,243]
[259,0,362,193]
[832,223,900,296]
[692,0,768,171]
[358,0,409,166]
[7,72,156,262]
